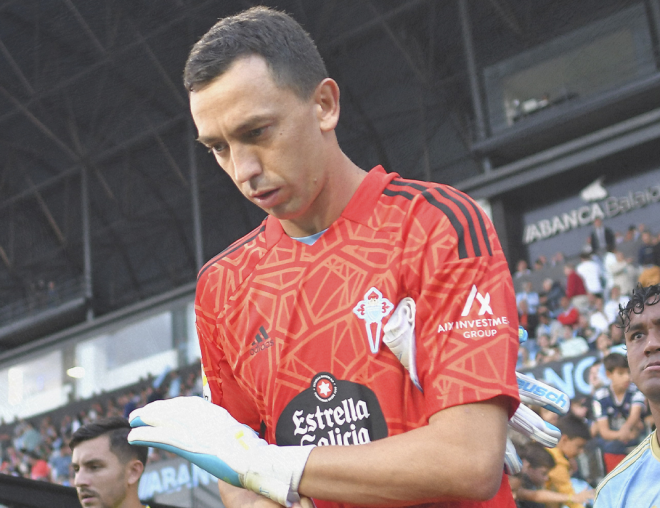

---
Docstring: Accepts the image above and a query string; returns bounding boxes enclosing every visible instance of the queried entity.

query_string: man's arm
[297,397,510,505]
[518,486,593,505]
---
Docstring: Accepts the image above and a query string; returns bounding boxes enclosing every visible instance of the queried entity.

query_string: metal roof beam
[0,0,216,126]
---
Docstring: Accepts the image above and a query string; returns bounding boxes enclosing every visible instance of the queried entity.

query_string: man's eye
[209,144,227,155]
[247,127,266,138]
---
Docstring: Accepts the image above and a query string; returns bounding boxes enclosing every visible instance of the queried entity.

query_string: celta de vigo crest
[352,287,394,354]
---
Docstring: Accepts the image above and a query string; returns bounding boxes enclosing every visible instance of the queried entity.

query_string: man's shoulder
[380,177,498,259]
[197,221,267,283]
[595,432,657,506]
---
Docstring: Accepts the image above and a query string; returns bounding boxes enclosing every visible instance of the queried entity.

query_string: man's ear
[126,459,145,486]
[313,78,340,132]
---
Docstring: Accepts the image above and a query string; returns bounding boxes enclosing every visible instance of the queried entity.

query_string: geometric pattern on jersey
[196,167,520,508]
[594,430,660,508]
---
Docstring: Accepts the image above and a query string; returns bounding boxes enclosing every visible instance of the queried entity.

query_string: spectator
[603,286,628,324]
[512,442,592,508]
[605,251,636,297]
[576,252,604,297]
[594,332,613,358]
[514,259,531,279]
[564,264,588,312]
[592,353,646,473]
[541,278,564,316]
[535,311,562,342]
[559,324,589,359]
[533,255,547,271]
[556,296,580,327]
[545,414,595,508]
[589,217,615,255]
[536,334,562,365]
[637,230,656,267]
[27,451,50,481]
[517,280,540,314]
[49,443,72,485]
[518,299,539,339]
[589,296,609,335]
[574,313,596,345]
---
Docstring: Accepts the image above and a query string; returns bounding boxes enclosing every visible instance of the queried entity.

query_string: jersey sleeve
[400,186,520,419]
[196,275,262,432]
[631,387,646,407]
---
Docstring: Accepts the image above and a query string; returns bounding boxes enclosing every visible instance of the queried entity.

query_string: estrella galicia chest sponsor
[275,372,388,447]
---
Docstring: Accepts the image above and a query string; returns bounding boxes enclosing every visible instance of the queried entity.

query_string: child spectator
[592,352,646,473]
[513,442,592,508]
[545,414,595,508]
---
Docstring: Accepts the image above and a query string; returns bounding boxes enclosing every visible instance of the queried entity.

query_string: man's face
[191,56,334,230]
[72,435,130,508]
[625,301,660,405]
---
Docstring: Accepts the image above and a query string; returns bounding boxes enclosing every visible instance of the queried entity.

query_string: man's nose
[74,470,89,487]
[230,146,262,184]
[645,329,660,355]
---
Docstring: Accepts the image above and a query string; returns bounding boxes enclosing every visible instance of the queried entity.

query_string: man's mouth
[251,188,280,207]
[79,491,97,502]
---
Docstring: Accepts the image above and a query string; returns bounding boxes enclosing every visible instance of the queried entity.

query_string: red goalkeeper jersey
[196,166,519,508]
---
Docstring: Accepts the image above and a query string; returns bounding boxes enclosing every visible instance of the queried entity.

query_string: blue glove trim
[130,416,147,428]
[130,440,242,488]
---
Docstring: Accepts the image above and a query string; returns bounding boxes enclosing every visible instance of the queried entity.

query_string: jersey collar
[264,166,399,248]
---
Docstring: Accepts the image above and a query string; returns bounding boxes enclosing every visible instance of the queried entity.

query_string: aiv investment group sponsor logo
[276,372,388,447]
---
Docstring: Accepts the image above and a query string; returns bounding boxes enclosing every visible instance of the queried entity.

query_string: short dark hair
[69,417,148,466]
[184,7,328,98]
[521,442,556,470]
[603,352,628,372]
[619,284,660,331]
[556,414,591,441]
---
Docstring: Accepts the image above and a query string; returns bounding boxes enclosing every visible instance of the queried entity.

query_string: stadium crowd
[0,366,202,486]
[0,221,659,508]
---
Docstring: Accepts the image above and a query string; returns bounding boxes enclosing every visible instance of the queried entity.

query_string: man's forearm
[298,398,510,505]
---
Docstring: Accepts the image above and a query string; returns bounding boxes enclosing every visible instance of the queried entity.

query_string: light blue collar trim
[291,228,328,245]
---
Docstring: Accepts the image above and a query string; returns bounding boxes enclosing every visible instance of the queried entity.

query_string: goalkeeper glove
[128,397,314,507]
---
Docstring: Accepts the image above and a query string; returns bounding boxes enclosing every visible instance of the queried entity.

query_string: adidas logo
[250,325,273,355]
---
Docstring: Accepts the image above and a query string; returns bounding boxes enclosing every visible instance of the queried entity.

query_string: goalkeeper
[130,6,537,508]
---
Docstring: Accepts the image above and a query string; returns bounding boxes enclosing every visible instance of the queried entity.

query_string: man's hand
[128,397,314,507]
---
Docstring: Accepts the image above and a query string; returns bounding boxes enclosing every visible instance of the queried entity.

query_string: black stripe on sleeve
[420,190,469,259]
[197,224,266,280]
[445,187,493,256]
[383,187,416,200]
[433,186,482,258]
[390,179,427,192]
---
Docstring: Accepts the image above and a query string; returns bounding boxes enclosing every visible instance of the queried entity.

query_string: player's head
[556,414,591,458]
[70,417,148,508]
[620,284,660,407]
[521,442,555,487]
[186,7,342,230]
[184,6,327,97]
[603,352,631,392]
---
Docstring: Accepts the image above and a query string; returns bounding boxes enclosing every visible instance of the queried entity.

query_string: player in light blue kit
[594,283,660,508]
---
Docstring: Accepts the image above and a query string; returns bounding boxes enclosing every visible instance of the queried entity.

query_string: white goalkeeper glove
[128,397,314,507]
[383,298,569,475]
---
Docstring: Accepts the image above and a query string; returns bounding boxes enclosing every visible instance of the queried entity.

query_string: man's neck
[280,152,367,237]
